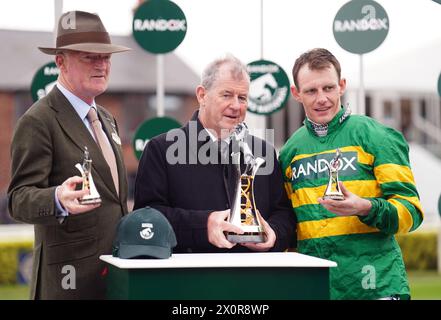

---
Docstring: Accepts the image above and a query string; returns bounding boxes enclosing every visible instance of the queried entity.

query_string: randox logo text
[44,66,59,76]
[291,152,358,183]
[334,18,388,32]
[134,19,186,32]
[335,3,388,33]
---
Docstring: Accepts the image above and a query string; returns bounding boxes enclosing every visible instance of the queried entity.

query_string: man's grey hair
[201,54,250,90]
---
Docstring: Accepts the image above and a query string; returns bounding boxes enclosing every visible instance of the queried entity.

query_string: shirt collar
[205,128,230,145]
[304,105,351,137]
[56,82,97,121]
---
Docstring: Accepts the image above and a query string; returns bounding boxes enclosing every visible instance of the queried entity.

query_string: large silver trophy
[226,123,266,243]
[75,147,101,204]
[323,148,345,200]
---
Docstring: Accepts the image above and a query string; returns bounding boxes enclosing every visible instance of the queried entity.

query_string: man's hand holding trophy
[75,147,102,205]
[323,148,345,200]
[318,148,372,217]
[55,147,101,214]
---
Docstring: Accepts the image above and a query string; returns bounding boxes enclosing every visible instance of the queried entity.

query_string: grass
[0,271,440,300]
[408,270,441,300]
[0,284,29,300]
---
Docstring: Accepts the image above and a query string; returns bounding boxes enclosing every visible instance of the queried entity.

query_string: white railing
[413,113,441,144]
[0,224,33,243]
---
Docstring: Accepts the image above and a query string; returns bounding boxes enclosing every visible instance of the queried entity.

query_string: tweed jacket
[8,87,128,299]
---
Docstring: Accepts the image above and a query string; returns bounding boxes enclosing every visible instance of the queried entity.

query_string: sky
[0,0,440,89]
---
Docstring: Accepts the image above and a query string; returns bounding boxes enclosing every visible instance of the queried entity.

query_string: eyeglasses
[77,53,111,64]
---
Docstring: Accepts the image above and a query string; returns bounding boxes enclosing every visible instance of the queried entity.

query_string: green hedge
[0,232,438,284]
[396,232,438,270]
[0,241,33,285]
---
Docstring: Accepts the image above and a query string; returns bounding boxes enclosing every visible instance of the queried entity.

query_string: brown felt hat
[38,11,131,55]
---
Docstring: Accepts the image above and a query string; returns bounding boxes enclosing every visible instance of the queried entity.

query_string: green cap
[112,207,177,259]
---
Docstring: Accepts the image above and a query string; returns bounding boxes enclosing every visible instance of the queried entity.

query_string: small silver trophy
[75,147,101,205]
[227,123,266,243]
[323,148,345,200]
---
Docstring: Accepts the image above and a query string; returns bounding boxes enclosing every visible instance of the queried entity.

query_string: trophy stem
[227,153,266,243]
[75,147,102,205]
[323,149,345,201]
[226,122,267,243]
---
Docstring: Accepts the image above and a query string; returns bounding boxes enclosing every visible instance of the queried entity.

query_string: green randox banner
[247,59,290,115]
[333,0,389,54]
[133,0,187,54]
[30,62,59,102]
[133,116,181,160]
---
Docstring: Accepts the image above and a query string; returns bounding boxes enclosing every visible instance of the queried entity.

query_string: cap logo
[140,223,154,240]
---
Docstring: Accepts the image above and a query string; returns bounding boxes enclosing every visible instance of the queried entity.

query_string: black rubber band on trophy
[56,31,111,47]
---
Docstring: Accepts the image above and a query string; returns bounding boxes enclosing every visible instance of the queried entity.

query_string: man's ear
[290,85,302,103]
[55,54,65,71]
[339,78,347,96]
[195,85,206,107]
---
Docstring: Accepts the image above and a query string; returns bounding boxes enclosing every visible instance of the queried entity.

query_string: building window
[365,95,372,117]
[420,99,426,119]
[400,98,412,140]
[267,98,304,150]
[384,100,393,119]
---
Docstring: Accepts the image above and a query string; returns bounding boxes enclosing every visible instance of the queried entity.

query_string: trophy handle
[251,157,266,176]
[249,157,266,234]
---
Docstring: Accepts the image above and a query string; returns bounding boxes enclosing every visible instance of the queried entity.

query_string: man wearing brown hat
[8,11,130,299]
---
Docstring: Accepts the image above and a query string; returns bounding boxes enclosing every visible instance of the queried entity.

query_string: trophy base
[227,232,265,243]
[78,197,102,205]
[323,194,345,201]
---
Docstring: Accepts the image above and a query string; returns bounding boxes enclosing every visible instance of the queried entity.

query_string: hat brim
[38,42,131,55]
[117,244,172,259]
